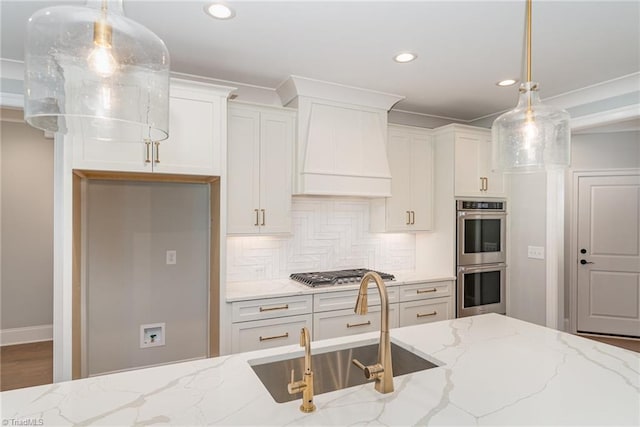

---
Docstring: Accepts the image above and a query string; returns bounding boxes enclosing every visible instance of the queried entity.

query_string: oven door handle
[458,263,506,274]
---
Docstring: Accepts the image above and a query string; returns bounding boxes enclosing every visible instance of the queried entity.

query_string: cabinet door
[399,281,452,302]
[410,132,434,230]
[313,305,399,341]
[72,135,150,172]
[454,132,484,196]
[227,107,261,234]
[385,128,413,231]
[154,85,223,175]
[478,136,505,196]
[259,112,294,234]
[399,298,451,327]
[231,314,312,353]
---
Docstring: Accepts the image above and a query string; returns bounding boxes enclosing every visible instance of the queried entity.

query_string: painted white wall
[0,118,54,333]
[86,180,209,375]
[507,172,548,326]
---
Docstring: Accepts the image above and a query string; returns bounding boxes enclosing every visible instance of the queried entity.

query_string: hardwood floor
[1,341,53,391]
[579,334,640,353]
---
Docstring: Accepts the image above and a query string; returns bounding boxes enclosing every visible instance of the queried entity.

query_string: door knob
[580,259,594,265]
[580,249,587,254]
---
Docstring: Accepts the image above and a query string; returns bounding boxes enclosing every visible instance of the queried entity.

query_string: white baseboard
[0,324,53,346]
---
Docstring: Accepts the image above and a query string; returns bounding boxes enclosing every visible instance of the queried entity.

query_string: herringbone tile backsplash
[227,197,415,282]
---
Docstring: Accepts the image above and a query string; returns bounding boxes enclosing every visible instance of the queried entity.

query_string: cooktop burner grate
[290,269,395,287]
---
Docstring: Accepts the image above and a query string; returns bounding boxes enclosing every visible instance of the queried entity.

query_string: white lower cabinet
[230,294,313,353]
[231,295,312,323]
[229,280,454,353]
[313,287,399,312]
[399,299,451,327]
[398,280,454,327]
[313,305,399,341]
[231,314,312,353]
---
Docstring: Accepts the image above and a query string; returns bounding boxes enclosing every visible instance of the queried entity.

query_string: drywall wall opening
[0,110,54,344]
[82,177,214,376]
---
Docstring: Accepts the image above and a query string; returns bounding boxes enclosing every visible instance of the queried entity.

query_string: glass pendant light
[492,0,570,172]
[24,0,170,142]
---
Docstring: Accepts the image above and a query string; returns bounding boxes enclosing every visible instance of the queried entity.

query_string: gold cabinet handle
[417,311,438,318]
[154,141,160,164]
[347,320,371,328]
[144,140,151,164]
[417,288,437,294]
[254,209,259,226]
[406,211,411,225]
[261,209,266,226]
[479,177,488,191]
[259,304,289,312]
[259,332,289,342]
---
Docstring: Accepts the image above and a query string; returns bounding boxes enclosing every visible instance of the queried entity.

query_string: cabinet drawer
[399,299,451,327]
[313,286,399,313]
[231,295,312,323]
[231,314,312,353]
[399,281,452,302]
[313,305,399,341]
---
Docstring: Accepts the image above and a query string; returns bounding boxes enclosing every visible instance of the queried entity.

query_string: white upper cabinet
[72,79,233,175]
[227,103,295,234]
[371,124,434,232]
[435,125,504,198]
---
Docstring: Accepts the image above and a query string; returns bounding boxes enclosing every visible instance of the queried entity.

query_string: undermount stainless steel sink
[249,340,439,403]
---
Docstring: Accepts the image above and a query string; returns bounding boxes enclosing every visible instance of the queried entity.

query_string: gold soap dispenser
[287,327,316,413]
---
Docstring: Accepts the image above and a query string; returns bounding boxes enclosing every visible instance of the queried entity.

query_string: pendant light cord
[526,0,532,83]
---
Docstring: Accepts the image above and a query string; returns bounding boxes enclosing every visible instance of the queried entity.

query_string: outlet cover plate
[528,246,545,260]
[166,250,177,265]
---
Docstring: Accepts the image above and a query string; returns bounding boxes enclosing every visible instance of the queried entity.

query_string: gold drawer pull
[347,320,372,328]
[259,304,289,312]
[417,288,438,294]
[259,332,289,342]
[417,311,438,318]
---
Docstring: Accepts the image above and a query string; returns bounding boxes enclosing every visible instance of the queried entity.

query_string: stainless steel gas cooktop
[290,269,395,287]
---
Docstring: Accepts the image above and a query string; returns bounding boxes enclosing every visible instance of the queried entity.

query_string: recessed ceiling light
[393,52,417,63]
[205,3,235,20]
[497,79,518,87]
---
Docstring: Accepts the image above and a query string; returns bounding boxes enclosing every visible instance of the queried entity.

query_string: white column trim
[545,170,564,330]
[53,133,74,382]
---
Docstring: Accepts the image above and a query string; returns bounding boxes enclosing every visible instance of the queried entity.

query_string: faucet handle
[288,369,306,394]
[352,358,384,381]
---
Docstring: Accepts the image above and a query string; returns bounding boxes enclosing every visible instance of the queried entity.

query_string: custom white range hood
[276,76,404,197]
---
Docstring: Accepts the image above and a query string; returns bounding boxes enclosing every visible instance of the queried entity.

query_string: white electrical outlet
[527,246,545,260]
[166,250,177,265]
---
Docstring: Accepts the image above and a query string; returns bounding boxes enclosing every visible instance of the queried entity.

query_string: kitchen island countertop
[2,314,638,426]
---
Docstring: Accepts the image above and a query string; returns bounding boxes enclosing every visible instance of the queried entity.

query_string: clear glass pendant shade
[24,0,170,142]
[492,82,570,172]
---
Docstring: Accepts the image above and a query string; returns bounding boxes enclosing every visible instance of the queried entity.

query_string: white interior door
[577,174,640,337]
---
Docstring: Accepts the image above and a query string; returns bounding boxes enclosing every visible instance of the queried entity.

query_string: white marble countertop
[2,314,638,426]
[226,272,456,302]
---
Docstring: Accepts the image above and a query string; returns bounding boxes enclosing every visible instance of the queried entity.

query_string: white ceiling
[1,0,639,122]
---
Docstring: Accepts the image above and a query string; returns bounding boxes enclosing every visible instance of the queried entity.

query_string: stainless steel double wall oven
[456,200,507,317]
